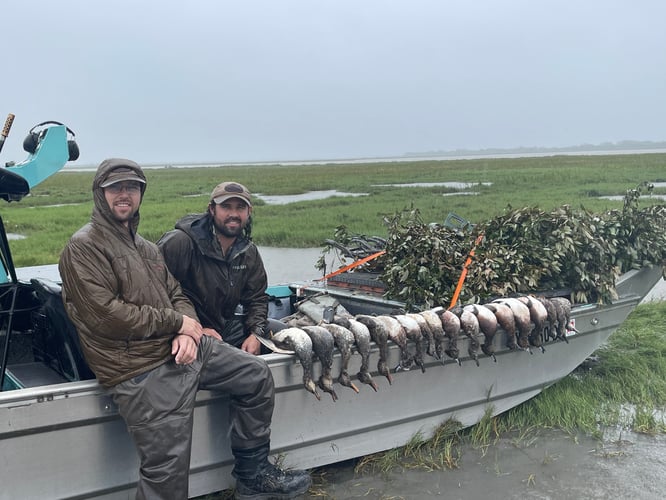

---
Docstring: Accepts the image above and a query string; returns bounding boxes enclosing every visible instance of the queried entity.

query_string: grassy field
[3,152,666,266]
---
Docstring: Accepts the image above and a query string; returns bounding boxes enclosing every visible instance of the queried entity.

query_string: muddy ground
[304,429,665,500]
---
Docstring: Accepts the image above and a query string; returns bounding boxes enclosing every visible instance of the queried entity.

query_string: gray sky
[2,0,664,165]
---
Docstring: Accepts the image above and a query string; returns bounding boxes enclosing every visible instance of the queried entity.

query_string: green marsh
[4,152,666,266]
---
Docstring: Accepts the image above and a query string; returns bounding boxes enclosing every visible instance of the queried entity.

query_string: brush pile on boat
[319,183,666,310]
[265,292,574,400]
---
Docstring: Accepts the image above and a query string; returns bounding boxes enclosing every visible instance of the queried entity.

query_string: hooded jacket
[58,158,198,388]
[157,213,268,338]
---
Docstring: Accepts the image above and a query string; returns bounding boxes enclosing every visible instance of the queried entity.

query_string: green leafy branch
[378,184,666,309]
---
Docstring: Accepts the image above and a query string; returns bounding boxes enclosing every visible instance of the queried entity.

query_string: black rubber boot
[232,443,311,499]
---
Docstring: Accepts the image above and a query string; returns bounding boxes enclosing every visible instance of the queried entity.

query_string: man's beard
[215,218,244,237]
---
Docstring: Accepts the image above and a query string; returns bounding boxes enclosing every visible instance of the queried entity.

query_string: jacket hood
[174,212,206,235]
[92,158,147,233]
[174,213,220,258]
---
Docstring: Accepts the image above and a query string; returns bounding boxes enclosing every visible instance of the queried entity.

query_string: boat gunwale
[0,287,647,409]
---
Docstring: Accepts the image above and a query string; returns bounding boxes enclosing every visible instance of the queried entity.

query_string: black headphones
[23,120,80,161]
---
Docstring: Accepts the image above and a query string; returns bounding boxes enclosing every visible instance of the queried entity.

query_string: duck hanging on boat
[395,314,427,373]
[269,327,320,400]
[321,323,359,394]
[344,317,378,391]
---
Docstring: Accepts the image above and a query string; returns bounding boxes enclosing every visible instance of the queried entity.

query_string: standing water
[258,247,324,284]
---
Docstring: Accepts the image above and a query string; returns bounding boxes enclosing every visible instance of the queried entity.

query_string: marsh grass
[501,301,666,437]
[468,406,499,454]
[4,153,666,266]
[351,419,464,477]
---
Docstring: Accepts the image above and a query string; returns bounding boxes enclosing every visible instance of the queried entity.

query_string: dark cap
[210,181,252,207]
[100,167,147,188]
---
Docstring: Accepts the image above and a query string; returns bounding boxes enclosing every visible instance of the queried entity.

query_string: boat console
[1,122,89,391]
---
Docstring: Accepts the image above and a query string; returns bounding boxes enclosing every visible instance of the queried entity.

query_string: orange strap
[317,250,386,281]
[449,234,484,309]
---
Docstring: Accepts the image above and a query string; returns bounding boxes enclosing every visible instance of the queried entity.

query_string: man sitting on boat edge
[58,159,311,500]
[157,180,285,355]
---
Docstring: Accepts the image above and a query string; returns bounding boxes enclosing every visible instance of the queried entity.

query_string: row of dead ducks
[270,295,576,401]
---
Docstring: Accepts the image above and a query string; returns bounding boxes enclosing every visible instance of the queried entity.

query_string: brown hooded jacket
[58,158,198,388]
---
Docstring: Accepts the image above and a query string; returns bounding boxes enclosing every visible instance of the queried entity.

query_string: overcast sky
[2,1,664,165]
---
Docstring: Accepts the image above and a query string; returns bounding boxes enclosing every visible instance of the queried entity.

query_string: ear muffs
[23,120,80,161]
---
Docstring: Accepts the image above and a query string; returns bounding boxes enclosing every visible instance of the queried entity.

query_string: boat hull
[0,267,661,499]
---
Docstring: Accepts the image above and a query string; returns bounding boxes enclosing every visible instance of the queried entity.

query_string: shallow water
[259,247,324,283]
[303,430,666,499]
[372,181,492,189]
[599,194,666,201]
[255,190,369,205]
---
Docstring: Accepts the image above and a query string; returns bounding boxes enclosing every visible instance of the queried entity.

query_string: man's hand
[241,333,262,355]
[172,334,198,364]
[202,327,222,340]
[178,314,203,345]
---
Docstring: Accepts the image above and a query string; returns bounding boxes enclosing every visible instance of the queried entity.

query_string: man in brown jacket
[58,159,310,500]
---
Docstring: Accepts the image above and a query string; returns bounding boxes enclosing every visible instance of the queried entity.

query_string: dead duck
[406,312,436,358]
[376,315,412,372]
[484,302,518,350]
[395,314,426,373]
[493,297,533,352]
[270,327,320,400]
[454,306,481,366]
[536,296,559,341]
[550,297,577,342]
[435,308,462,365]
[281,311,317,328]
[419,309,449,364]
[464,304,498,362]
[346,318,378,391]
[302,325,338,401]
[322,323,360,394]
[517,295,548,352]
[355,315,393,385]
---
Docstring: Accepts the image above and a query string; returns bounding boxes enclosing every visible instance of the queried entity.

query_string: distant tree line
[405,140,666,158]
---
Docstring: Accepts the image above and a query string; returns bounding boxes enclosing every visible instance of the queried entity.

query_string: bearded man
[158,181,281,355]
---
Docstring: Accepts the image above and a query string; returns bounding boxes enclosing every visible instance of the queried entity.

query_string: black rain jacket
[157,213,269,339]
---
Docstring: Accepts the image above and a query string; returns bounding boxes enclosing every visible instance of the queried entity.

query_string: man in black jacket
[158,181,283,355]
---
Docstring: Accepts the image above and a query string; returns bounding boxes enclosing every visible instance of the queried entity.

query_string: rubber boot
[232,443,312,499]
